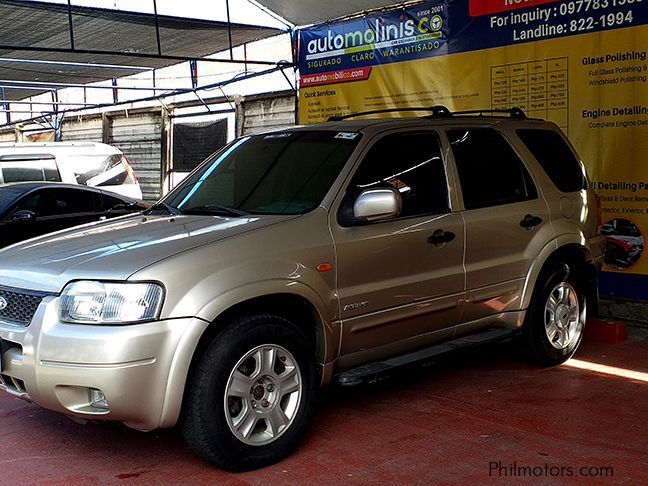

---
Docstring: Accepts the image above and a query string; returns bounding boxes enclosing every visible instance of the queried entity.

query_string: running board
[337,328,515,386]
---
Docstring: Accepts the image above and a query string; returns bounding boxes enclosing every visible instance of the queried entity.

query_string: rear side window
[447,128,537,210]
[0,159,61,183]
[349,131,449,218]
[517,129,587,192]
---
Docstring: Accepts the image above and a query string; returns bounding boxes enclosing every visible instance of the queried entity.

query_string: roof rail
[327,105,451,121]
[433,108,527,119]
[327,106,527,122]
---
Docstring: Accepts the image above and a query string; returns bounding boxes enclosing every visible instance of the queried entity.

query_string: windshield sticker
[264,133,293,139]
[334,132,359,140]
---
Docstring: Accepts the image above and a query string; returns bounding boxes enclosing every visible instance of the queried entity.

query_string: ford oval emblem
[0,296,7,311]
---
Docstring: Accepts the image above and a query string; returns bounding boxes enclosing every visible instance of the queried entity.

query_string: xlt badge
[344,301,368,312]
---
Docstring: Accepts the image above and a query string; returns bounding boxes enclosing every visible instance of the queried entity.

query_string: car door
[445,126,552,326]
[0,189,47,245]
[36,187,101,232]
[330,130,465,363]
[4,187,100,244]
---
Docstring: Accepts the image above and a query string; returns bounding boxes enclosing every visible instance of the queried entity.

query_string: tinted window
[349,132,449,218]
[517,129,587,192]
[166,131,360,215]
[16,188,96,217]
[0,159,61,183]
[448,128,537,210]
[101,193,128,211]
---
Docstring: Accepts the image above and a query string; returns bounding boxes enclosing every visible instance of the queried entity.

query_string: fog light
[89,388,109,410]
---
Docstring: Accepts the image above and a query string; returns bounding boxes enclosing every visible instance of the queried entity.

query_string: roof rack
[328,106,527,122]
[433,108,527,119]
[328,105,451,121]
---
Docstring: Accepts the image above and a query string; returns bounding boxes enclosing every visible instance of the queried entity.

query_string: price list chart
[491,57,569,133]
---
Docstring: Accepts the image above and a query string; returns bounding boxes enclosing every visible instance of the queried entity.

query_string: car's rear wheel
[521,265,586,366]
[181,313,316,471]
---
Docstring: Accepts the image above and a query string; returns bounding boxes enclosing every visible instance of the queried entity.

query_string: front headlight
[59,281,165,324]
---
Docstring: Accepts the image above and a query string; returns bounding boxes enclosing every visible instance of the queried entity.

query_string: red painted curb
[585,318,628,344]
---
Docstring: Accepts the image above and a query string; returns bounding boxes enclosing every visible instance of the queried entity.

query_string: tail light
[122,155,138,184]
[595,192,603,234]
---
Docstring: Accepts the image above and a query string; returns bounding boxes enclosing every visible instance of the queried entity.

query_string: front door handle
[520,214,543,230]
[427,229,456,246]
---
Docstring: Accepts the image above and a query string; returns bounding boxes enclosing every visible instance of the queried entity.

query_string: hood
[0,213,296,293]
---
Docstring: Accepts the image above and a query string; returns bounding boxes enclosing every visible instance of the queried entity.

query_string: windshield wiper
[144,202,182,215]
[181,205,249,217]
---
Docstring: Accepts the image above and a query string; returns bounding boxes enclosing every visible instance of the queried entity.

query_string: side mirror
[11,209,36,222]
[353,188,402,223]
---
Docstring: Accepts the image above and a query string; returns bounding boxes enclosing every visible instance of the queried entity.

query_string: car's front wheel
[181,313,316,471]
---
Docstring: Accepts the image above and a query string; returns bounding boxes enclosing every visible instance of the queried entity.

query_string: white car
[0,142,143,199]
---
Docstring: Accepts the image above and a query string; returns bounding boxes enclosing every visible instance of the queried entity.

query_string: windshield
[163,130,361,215]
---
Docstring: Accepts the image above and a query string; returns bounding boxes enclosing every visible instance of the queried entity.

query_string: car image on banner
[602,218,645,271]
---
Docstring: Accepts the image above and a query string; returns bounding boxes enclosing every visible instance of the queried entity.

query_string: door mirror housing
[11,209,36,222]
[353,188,402,223]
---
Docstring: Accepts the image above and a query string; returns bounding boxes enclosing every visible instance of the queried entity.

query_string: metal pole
[1,87,9,124]
[225,0,234,60]
[190,61,198,89]
[152,0,163,56]
[66,0,75,50]
[111,78,119,104]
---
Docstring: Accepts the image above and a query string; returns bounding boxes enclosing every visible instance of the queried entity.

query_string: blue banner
[298,0,648,76]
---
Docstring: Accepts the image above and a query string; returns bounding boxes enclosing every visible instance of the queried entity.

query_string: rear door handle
[427,229,456,246]
[520,214,543,230]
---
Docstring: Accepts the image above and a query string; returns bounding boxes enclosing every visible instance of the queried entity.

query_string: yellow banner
[300,26,648,275]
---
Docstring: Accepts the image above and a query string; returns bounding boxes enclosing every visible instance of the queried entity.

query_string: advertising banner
[297,0,648,298]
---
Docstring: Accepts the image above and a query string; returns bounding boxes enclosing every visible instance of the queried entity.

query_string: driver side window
[16,193,41,213]
[349,131,450,219]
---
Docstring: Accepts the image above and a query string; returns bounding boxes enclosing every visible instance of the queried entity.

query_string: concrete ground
[1,338,647,485]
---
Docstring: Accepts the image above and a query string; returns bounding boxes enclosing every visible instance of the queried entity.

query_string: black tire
[521,264,586,366]
[181,313,316,471]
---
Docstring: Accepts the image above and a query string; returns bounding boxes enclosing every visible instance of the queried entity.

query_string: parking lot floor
[1,337,647,485]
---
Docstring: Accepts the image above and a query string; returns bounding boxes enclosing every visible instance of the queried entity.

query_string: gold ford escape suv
[0,107,604,471]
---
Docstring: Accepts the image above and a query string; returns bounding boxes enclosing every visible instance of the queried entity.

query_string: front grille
[0,286,48,326]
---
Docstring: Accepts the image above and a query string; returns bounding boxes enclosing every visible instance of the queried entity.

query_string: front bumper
[0,295,208,430]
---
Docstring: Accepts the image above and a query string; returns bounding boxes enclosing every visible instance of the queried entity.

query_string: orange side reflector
[317,263,333,272]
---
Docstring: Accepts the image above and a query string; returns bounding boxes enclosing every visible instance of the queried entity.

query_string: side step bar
[337,328,516,386]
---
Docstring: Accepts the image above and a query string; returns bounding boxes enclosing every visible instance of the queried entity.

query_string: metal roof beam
[0,81,183,92]
[0,65,286,128]
[0,100,95,106]
[0,44,288,67]
[0,57,153,71]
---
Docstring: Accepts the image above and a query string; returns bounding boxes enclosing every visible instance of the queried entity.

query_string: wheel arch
[196,292,329,362]
[521,237,599,315]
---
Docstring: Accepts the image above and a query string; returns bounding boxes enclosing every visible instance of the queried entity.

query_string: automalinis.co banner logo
[299,3,448,87]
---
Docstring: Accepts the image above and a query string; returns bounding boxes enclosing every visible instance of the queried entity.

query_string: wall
[0,91,296,200]
[237,93,296,136]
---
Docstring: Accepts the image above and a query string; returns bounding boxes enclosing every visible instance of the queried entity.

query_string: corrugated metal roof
[253,0,411,26]
[0,0,284,101]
